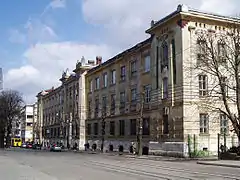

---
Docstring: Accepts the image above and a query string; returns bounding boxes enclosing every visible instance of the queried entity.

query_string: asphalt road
[1,149,240,180]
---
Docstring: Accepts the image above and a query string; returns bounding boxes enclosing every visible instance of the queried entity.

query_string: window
[130,61,137,76]
[143,118,150,135]
[218,41,226,62]
[163,78,168,99]
[119,120,125,136]
[171,39,177,84]
[95,98,99,117]
[94,123,98,135]
[131,88,137,102]
[102,96,107,114]
[220,114,228,134]
[87,124,92,135]
[110,94,116,114]
[144,55,151,72]
[200,114,209,134]
[103,73,107,88]
[88,100,92,115]
[109,121,115,135]
[161,41,168,69]
[197,38,207,65]
[163,115,169,134]
[95,77,100,90]
[221,76,228,96]
[111,70,116,84]
[27,115,33,119]
[26,122,33,127]
[130,119,136,135]
[120,66,126,81]
[144,85,151,103]
[120,91,125,107]
[199,75,208,96]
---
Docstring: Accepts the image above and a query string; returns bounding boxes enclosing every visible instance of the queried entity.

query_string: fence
[187,134,238,158]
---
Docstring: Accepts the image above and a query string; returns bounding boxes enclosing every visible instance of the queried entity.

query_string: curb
[197,161,240,168]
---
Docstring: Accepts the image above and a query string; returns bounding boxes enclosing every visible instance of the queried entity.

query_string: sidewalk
[197,160,240,168]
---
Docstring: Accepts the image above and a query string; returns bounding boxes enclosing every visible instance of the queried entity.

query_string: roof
[87,37,152,75]
[146,4,240,33]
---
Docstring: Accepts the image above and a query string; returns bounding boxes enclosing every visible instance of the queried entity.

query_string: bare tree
[0,90,24,148]
[189,24,240,144]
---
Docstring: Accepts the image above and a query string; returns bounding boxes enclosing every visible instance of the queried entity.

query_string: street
[1,149,240,180]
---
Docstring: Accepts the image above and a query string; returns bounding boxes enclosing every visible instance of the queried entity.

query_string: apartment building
[37,57,97,149]
[21,105,34,143]
[85,38,153,152]
[86,5,239,156]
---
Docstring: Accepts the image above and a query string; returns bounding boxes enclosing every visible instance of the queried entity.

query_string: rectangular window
[103,73,107,88]
[94,123,98,135]
[120,66,126,81]
[200,114,209,134]
[197,39,207,65]
[110,94,116,114]
[102,96,107,114]
[131,88,137,102]
[171,39,177,84]
[95,77,100,90]
[119,120,125,136]
[144,55,151,72]
[163,115,169,134]
[109,121,115,135]
[27,115,33,119]
[221,76,228,96]
[130,119,136,135]
[163,78,168,99]
[120,91,125,107]
[111,70,116,84]
[218,42,226,62]
[144,85,151,103]
[143,118,150,135]
[95,98,99,117]
[220,114,228,134]
[130,61,137,76]
[88,100,92,115]
[87,124,91,135]
[199,75,208,96]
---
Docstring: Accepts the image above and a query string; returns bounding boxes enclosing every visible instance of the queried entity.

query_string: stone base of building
[86,139,188,157]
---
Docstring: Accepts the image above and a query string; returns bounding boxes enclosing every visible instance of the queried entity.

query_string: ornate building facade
[37,58,97,149]
[85,4,239,156]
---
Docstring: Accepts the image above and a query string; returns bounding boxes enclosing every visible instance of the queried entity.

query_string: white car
[50,144,61,152]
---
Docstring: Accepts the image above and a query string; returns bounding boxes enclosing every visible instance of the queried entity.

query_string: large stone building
[85,5,239,156]
[37,57,97,149]
[85,38,153,152]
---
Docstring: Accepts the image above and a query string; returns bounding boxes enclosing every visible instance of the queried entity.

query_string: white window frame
[144,55,151,72]
[200,113,209,134]
[199,75,208,96]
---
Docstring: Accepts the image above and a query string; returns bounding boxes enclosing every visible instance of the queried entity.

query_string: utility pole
[137,92,144,156]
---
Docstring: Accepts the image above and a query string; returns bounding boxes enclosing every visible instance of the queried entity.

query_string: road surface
[1,149,240,180]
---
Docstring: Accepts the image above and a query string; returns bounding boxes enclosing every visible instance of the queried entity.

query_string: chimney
[151,20,155,27]
[96,56,102,65]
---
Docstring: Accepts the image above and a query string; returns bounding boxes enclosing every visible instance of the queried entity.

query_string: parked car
[21,143,27,148]
[26,143,32,149]
[50,144,61,152]
[32,144,41,150]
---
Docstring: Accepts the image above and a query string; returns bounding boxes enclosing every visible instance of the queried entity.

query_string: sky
[0,0,239,103]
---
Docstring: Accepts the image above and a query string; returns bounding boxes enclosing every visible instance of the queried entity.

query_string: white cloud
[82,0,240,48]
[50,0,66,9]
[6,0,240,103]
[4,42,115,103]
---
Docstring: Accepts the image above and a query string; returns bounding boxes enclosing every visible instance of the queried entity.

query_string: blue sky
[0,0,238,103]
